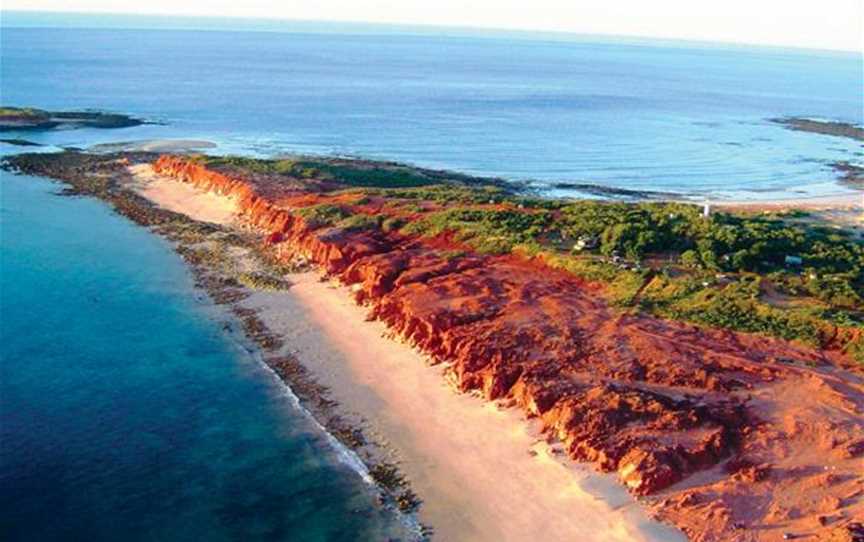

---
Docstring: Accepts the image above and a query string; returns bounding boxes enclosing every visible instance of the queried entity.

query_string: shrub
[295,204,350,228]
[680,249,701,268]
[381,216,406,232]
[806,275,862,309]
[338,213,381,231]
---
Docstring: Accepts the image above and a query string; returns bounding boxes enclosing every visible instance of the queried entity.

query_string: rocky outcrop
[153,155,864,539]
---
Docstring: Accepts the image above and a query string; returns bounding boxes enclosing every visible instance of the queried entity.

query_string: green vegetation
[311,162,432,188]
[368,196,862,359]
[4,150,862,363]
[402,207,551,254]
[365,184,508,204]
[540,254,649,305]
[337,213,382,231]
[201,155,456,188]
[396,199,862,288]
[639,274,824,345]
[294,203,351,228]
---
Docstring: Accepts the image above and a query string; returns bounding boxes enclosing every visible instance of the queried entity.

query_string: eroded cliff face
[153,155,864,541]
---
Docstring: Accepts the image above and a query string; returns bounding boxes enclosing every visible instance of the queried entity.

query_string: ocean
[0,12,861,542]
[0,172,415,540]
[1,11,862,200]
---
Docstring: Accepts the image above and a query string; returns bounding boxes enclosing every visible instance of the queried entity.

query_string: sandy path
[248,275,685,542]
[713,192,863,210]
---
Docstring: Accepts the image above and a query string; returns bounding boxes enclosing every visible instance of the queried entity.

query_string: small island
[0,106,147,131]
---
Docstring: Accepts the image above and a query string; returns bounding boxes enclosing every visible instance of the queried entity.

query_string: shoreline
[65,136,864,206]
[3,162,431,536]
[109,162,682,539]
[248,272,685,541]
[711,191,862,211]
[119,159,685,539]
[216,308,427,538]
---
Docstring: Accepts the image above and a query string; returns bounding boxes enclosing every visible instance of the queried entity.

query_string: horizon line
[1,9,861,54]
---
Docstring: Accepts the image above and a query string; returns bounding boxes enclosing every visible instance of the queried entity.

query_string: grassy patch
[202,155,445,188]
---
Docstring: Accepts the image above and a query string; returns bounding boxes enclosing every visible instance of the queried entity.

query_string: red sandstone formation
[153,155,864,542]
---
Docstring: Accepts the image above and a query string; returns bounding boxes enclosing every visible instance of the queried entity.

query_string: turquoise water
[0,173,413,541]
[1,12,862,200]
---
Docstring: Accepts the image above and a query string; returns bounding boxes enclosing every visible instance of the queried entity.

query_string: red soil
[153,155,864,542]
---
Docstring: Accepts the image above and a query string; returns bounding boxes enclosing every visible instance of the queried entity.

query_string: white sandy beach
[249,275,685,541]
[126,163,238,225]
[714,191,863,212]
[90,139,217,153]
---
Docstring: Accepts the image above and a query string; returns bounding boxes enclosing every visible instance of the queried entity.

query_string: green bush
[402,207,552,255]
[295,203,350,228]
[640,276,828,346]
[338,213,381,231]
[381,216,406,232]
[680,249,701,268]
[806,275,862,309]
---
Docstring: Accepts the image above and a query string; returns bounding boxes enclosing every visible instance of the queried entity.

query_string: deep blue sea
[0,12,862,542]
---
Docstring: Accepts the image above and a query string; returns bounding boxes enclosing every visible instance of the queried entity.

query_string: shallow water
[0,173,412,541]
[1,13,862,200]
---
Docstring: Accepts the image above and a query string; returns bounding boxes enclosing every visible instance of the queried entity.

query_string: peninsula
[3,148,863,542]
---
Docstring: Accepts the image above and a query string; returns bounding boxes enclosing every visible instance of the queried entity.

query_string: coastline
[248,272,685,541]
[213,298,427,539]
[711,191,863,211]
[117,162,686,539]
